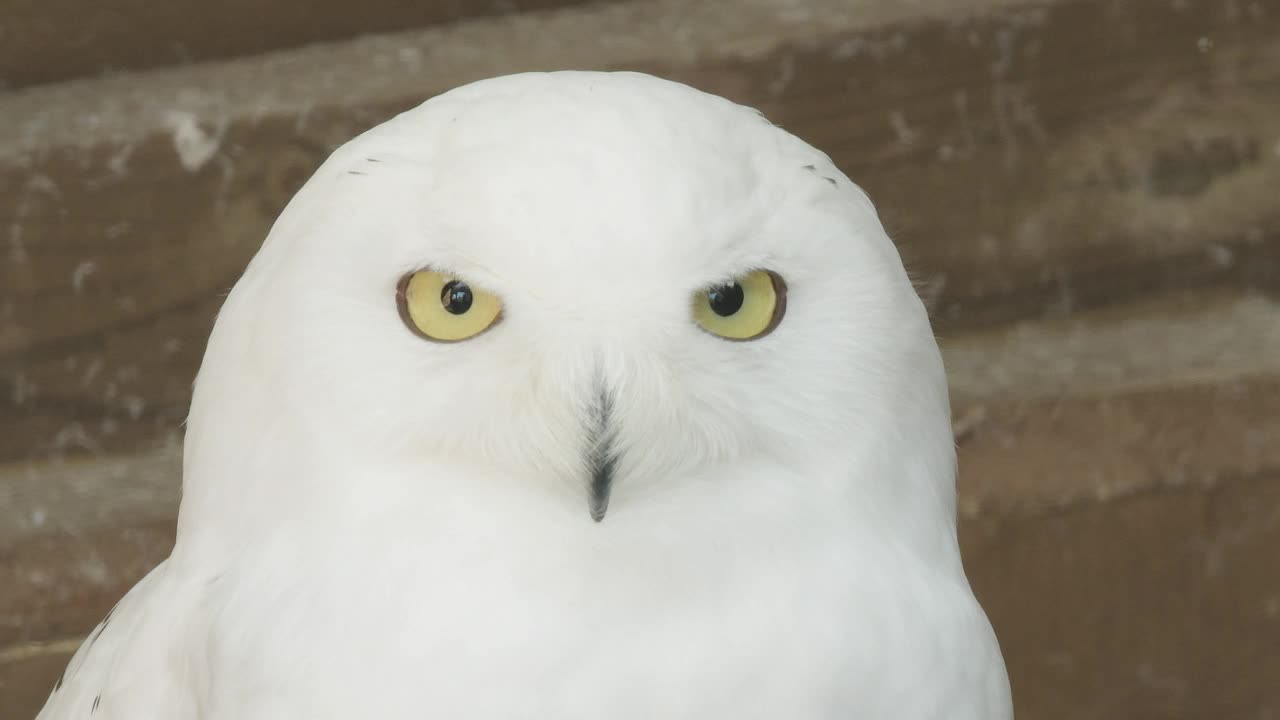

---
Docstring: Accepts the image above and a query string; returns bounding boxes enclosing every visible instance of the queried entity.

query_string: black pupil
[441,281,474,315]
[707,283,745,317]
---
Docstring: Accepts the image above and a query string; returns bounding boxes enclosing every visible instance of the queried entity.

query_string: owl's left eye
[691,269,787,341]
[397,270,503,342]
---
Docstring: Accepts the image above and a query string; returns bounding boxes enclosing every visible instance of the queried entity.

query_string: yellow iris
[691,269,786,341]
[398,270,503,342]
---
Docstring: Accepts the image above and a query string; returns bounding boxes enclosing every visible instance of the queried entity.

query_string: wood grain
[0,0,608,89]
[961,472,1280,720]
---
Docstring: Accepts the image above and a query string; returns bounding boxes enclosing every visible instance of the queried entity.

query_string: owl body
[47,461,1006,719]
[39,71,1010,720]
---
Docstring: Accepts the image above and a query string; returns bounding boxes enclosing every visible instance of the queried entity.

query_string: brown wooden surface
[2,0,1279,717]
[962,472,1280,719]
[0,0,608,89]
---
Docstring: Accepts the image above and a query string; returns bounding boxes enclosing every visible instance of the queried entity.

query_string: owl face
[192,72,946,523]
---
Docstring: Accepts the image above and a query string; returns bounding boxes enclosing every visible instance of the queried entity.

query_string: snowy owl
[38,71,1011,719]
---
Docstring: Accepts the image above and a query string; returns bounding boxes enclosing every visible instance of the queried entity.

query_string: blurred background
[1,0,1278,717]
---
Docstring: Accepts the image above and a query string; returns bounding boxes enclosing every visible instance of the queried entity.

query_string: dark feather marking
[101,599,120,627]
[587,388,616,522]
[87,621,107,648]
[92,694,101,713]
[366,157,382,162]
[347,170,367,176]
[801,164,838,187]
[87,598,119,647]
[84,598,120,656]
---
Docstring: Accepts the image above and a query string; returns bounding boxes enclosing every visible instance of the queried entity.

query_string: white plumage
[38,71,1011,719]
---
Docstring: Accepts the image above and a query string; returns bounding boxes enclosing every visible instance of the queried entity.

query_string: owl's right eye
[396,270,503,342]
[692,269,787,341]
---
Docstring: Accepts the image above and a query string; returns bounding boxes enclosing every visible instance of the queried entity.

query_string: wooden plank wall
[0,0,608,89]
[2,0,1278,717]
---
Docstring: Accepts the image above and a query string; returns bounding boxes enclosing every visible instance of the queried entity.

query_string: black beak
[587,390,616,522]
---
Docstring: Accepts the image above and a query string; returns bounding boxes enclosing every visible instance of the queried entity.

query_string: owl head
[177,72,955,552]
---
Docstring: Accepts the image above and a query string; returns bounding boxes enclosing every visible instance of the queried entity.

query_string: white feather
[38,71,1011,719]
